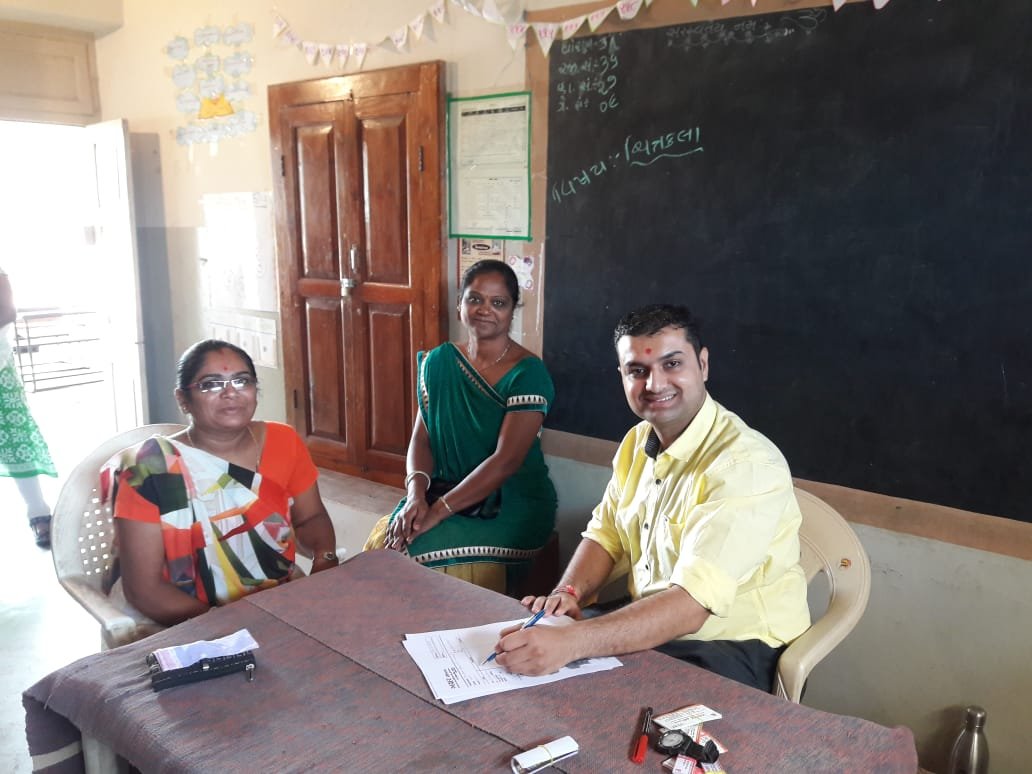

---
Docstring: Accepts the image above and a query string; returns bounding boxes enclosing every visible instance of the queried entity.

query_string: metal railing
[13,308,104,392]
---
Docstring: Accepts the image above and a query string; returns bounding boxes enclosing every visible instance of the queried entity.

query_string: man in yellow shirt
[491,304,810,691]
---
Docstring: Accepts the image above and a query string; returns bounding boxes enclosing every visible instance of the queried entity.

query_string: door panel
[366,303,412,458]
[269,62,445,485]
[306,299,346,439]
[84,119,148,429]
[295,121,340,279]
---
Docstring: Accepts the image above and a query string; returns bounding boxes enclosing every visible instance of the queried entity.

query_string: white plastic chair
[774,487,872,703]
[51,423,185,649]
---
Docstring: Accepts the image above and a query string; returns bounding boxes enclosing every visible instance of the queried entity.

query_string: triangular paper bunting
[461,0,482,18]
[272,16,288,38]
[833,0,847,8]
[410,13,427,40]
[506,22,529,50]
[335,43,350,67]
[430,0,447,24]
[481,0,506,24]
[722,0,732,5]
[689,0,698,7]
[319,43,335,65]
[616,0,644,22]
[351,42,368,69]
[390,26,408,50]
[751,0,758,6]
[561,16,586,40]
[873,0,891,7]
[588,7,613,31]
[284,29,301,47]
[302,41,318,65]
[532,22,559,56]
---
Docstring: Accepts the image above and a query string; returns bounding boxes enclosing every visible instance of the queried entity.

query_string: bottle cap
[964,705,987,728]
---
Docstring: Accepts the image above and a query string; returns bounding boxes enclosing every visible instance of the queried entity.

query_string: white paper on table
[403,616,622,704]
[150,629,259,671]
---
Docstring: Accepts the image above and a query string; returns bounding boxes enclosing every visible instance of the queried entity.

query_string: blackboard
[543,1,1032,521]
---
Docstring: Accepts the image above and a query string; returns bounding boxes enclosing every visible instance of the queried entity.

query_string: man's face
[616,326,709,446]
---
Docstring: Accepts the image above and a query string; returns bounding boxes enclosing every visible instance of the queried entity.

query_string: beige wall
[0,0,121,35]
[39,0,1032,770]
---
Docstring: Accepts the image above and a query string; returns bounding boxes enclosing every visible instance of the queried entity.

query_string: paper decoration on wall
[166,22,257,146]
[271,0,899,70]
[507,254,535,292]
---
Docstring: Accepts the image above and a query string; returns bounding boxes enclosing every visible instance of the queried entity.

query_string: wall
[0,0,121,35]
[93,0,528,424]
[75,0,1032,770]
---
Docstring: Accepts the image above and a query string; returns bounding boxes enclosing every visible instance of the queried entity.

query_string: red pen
[631,706,653,764]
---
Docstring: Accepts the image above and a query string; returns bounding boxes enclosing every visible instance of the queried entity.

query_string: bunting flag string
[271,0,902,70]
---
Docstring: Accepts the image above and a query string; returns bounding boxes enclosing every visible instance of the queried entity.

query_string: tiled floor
[0,378,401,772]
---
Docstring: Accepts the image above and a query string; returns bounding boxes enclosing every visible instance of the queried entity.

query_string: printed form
[403,616,621,704]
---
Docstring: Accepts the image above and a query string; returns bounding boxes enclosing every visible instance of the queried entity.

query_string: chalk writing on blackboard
[665,9,827,51]
[553,34,621,115]
[551,127,703,204]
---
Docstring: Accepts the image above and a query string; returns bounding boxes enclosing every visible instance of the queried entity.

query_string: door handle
[341,244,361,297]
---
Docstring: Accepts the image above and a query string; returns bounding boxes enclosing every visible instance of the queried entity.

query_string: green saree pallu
[393,343,557,569]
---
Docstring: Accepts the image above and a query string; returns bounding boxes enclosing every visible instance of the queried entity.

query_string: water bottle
[947,705,989,774]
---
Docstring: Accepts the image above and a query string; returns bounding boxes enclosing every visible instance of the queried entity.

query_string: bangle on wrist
[404,470,431,489]
[438,494,454,515]
[552,584,580,600]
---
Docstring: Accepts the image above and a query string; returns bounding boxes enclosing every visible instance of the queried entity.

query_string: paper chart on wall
[403,616,622,704]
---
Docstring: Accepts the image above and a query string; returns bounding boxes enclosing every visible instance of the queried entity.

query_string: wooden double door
[269,62,446,484]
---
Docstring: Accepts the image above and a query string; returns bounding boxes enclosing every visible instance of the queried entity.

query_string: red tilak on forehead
[645,348,652,354]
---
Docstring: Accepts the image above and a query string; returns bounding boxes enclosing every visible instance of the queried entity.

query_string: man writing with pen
[487,304,810,692]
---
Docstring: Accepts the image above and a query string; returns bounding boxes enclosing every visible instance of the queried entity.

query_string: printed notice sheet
[404,616,622,704]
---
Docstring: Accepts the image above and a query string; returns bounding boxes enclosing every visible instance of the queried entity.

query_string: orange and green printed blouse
[107,422,318,608]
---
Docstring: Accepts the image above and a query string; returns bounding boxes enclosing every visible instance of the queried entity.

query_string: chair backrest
[51,423,186,595]
[774,487,872,703]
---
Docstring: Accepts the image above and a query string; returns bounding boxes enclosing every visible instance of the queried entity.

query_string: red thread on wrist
[553,584,579,600]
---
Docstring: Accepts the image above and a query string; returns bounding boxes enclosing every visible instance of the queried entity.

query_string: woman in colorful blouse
[364,259,557,595]
[107,339,338,625]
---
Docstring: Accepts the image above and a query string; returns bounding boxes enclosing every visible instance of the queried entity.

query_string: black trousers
[583,599,784,693]
[653,638,784,693]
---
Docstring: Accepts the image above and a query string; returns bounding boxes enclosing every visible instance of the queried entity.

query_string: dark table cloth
[25,550,917,772]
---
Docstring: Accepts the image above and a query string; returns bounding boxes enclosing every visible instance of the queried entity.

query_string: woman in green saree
[364,259,557,594]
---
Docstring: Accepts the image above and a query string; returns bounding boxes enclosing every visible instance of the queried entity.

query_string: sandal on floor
[29,515,51,550]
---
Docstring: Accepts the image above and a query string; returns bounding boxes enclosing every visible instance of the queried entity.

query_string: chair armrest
[777,592,869,702]
[59,576,142,649]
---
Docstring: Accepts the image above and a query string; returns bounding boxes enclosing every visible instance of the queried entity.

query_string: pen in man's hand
[482,609,546,664]
[630,706,653,764]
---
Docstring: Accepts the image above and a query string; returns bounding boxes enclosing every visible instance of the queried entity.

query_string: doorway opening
[0,119,120,506]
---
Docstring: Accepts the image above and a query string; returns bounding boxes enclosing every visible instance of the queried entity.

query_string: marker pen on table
[483,609,546,665]
[631,706,652,764]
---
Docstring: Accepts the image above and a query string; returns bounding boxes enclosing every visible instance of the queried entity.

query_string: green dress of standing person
[0,266,57,548]
[364,259,557,595]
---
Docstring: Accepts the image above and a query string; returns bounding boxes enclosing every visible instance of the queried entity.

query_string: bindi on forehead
[645,348,652,354]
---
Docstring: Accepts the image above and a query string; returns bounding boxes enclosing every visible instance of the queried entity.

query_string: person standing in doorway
[0,267,57,548]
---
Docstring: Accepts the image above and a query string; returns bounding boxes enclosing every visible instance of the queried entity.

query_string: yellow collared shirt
[583,394,810,647]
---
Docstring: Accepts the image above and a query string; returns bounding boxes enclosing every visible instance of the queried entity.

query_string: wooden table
[25,550,917,772]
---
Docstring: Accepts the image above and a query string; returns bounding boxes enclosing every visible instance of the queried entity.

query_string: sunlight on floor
[0,381,115,772]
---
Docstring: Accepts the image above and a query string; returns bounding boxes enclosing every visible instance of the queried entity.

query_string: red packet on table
[663,755,729,773]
